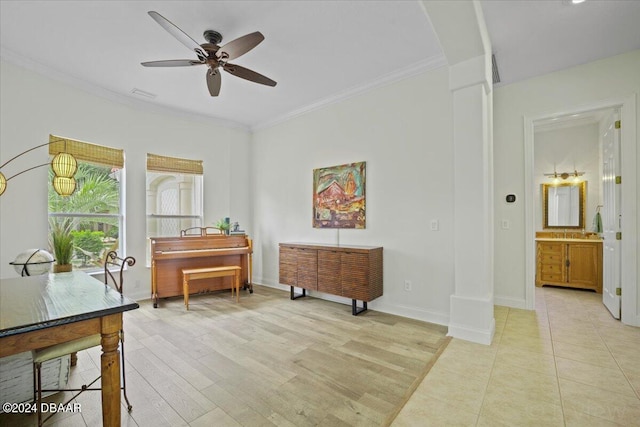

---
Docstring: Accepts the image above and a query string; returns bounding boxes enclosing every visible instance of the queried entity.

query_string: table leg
[101,314,122,427]
[235,271,240,303]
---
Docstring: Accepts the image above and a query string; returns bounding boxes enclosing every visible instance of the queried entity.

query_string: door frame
[524,94,637,325]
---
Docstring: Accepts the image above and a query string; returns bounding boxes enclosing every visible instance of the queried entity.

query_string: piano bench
[181,266,242,310]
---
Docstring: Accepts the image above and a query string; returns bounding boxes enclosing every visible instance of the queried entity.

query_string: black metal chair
[32,251,135,426]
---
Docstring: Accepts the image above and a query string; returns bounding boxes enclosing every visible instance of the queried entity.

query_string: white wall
[534,123,601,232]
[494,49,640,316]
[0,60,251,301]
[251,67,455,324]
[3,48,637,327]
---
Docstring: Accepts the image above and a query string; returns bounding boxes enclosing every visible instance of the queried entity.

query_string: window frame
[47,135,127,274]
[145,154,204,267]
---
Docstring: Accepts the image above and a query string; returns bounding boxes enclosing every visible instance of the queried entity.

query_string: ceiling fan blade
[223,63,277,87]
[148,11,206,58]
[217,32,264,61]
[206,69,222,96]
[141,59,204,67]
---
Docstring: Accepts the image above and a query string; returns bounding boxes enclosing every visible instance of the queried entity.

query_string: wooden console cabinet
[279,243,383,315]
[536,239,602,293]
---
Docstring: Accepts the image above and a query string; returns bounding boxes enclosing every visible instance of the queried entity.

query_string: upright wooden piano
[150,228,253,308]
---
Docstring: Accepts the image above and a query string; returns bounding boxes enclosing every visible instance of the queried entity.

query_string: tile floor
[393,286,640,426]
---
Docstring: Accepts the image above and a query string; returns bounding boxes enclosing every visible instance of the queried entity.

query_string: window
[47,135,125,273]
[146,153,203,265]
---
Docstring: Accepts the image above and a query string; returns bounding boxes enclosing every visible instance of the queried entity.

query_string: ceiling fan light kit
[141,11,277,97]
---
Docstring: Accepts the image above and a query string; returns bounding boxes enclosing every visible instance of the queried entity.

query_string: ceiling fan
[141,11,277,96]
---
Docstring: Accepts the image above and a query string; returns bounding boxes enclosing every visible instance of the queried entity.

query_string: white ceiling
[482,0,640,86]
[1,1,639,131]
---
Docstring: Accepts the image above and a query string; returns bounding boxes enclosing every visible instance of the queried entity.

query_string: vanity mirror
[542,181,586,229]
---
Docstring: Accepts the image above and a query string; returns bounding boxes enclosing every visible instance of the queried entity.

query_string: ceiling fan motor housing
[203,30,223,44]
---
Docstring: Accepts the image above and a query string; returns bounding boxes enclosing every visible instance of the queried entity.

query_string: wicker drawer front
[318,250,341,295]
[279,247,298,286]
[297,248,318,290]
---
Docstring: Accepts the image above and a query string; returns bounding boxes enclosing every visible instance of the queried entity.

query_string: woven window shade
[48,135,124,168]
[146,153,203,175]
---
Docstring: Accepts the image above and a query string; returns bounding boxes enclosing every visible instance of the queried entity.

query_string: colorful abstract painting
[313,161,366,229]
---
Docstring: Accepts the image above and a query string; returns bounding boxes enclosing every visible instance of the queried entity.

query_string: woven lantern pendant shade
[0,172,6,196]
[51,152,78,178]
[52,176,76,196]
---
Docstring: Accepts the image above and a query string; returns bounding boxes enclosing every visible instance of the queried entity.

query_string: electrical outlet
[430,219,439,231]
[404,280,412,291]
[501,219,510,230]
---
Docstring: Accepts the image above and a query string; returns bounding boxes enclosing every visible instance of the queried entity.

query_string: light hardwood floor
[2,285,639,426]
[1,285,448,426]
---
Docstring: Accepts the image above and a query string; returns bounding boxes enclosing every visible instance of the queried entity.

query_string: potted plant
[50,225,74,273]
[214,218,230,235]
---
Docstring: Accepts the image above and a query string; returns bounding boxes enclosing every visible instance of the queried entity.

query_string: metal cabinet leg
[352,300,367,315]
[290,286,307,300]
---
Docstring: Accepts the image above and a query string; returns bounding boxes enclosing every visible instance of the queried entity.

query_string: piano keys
[150,229,253,308]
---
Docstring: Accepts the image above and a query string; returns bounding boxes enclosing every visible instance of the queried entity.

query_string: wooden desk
[0,271,139,427]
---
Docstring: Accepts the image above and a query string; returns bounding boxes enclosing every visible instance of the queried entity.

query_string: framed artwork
[313,161,366,229]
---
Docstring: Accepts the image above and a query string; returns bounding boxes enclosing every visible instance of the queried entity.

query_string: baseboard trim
[257,280,450,326]
[371,302,449,326]
[448,318,496,345]
[448,294,495,345]
[494,295,527,309]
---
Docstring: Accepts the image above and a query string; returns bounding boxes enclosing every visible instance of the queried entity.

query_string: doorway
[523,96,638,326]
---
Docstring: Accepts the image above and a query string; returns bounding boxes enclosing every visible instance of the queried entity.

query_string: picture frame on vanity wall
[313,161,366,229]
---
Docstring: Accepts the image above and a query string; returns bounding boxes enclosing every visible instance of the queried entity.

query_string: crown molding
[0,46,250,132]
[2,46,447,135]
[251,54,448,132]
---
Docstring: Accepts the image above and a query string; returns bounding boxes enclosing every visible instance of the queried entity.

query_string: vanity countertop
[536,237,603,243]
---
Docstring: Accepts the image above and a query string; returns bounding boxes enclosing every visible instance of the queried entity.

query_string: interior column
[420,0,495,344]
[448,54,495,344]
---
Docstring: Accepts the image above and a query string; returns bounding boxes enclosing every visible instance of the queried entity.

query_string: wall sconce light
[0,141,78,196]
[544,169,584,184]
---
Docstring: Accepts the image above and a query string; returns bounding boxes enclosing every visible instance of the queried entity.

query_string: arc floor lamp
[0,138,78,197]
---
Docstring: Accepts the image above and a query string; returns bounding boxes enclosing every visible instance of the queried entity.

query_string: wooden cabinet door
[341,252,369,300]
[567,243,600,289]
[297,248,318,290]
[318,250,341,295]
[279,246,298,286]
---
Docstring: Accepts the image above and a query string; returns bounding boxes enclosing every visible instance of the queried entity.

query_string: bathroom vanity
[535,238,602,293]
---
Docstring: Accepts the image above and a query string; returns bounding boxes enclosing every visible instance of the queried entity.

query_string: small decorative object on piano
[230,221,245,235]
